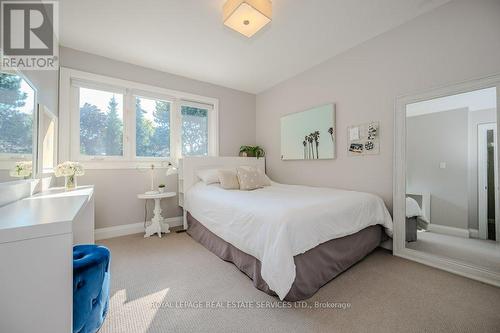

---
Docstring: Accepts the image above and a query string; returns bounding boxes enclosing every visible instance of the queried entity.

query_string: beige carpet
[406,231,500,273]
[98,232,500,333]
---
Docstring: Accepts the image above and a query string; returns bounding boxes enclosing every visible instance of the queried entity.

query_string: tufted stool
[73,245,111,333]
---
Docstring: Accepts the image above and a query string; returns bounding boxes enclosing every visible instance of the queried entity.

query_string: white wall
[256,0,500,211]
[407,108,469,229]
[59,47,256,228]
[22,70,59,115]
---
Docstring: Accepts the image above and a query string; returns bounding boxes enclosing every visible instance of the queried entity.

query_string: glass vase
[65,174,77,190]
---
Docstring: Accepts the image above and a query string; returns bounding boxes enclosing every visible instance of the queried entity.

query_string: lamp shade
[166,166,178,176]
[223,0,272,37]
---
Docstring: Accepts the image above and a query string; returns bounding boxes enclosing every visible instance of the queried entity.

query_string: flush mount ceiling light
[223,0,272,38]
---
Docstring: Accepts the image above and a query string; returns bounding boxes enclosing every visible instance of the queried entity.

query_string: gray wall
[59,47,256,228]
[22,70,59,115]
[77,169,182,229]
[407,109,469,229]
[20,0,59,114]
[255,0,500,211]
[468,108,497,231]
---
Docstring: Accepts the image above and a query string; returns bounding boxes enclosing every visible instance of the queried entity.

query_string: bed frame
[179,156,265,229]
[179,156,384,300]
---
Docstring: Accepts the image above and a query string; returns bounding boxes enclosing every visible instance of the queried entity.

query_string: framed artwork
[280,104,336,160]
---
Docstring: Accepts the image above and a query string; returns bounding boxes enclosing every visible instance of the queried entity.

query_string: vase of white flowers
[54,161,85,190]
[9,161,32,180]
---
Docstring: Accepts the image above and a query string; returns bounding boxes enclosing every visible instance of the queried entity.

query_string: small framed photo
[347,121,380,156]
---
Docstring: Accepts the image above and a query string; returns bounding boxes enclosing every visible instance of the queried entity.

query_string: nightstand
[137,191,176,238]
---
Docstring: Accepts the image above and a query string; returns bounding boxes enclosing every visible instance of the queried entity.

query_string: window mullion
[171,99,181,163]
[124,91,135,161]
[70,86,80,161]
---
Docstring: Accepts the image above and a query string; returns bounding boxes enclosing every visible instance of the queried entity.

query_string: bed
[180,157,393,301]
[405,194,430,242]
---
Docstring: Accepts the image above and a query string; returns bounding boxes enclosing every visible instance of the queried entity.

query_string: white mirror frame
[393,73,500,288]
[36,104,58,178]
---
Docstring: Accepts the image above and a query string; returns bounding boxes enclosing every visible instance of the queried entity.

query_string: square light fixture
[223,0,272,38]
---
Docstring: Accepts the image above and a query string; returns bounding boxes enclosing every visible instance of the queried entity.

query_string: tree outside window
[79,88,123,156]
[135,97,170,157]
[181,106,208,156]
[0,73,34,155]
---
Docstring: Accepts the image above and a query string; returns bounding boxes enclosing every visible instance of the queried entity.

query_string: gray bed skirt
[186,212,383,301]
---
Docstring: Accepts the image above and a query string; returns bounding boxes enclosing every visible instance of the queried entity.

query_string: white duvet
[185,182,393,300]
[406,197,428,222]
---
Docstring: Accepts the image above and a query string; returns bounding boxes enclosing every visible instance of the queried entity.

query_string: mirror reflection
[405,87,499,273]
[0,72,36,182]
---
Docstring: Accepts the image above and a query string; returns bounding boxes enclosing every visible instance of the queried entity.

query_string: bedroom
[0,1,499,332]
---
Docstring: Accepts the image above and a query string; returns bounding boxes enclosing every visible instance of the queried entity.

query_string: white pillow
[218,169,240,190]
[239,165,271,186]
[196,168,220,184]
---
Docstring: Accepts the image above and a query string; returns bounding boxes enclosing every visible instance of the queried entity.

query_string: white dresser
[0,186,94,333]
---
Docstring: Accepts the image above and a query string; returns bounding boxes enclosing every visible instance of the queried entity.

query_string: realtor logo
[1,1,59,70]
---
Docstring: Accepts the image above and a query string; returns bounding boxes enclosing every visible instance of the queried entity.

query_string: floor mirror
[394,74,500,286]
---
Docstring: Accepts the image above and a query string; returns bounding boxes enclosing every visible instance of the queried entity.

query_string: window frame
[70,83,127,162]
[59,68,219,169]
[179,100,216,158]
[0,70,38,170]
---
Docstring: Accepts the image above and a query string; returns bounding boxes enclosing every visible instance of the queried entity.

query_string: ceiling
[59,0,451,94]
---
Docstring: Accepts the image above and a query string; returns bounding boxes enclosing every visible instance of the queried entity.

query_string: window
[79,87,124,157]
[135,96,170,158]
[0,72,35,157]
[181,105,209,156]
[62,68,219,167]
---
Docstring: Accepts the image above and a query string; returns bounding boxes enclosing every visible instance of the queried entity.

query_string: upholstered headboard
[178,156,265,229]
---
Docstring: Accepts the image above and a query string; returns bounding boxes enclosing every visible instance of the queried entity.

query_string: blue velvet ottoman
[73,245,111,333]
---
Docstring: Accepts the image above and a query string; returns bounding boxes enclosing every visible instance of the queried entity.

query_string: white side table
[137,191,176,238]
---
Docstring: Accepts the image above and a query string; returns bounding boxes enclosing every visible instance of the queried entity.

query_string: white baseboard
[469,228,479,238]
[428,224,469,238]
[95,216,183,240]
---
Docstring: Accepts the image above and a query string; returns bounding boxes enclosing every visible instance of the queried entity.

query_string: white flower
[10,161,33,178]
[54,161,85,177]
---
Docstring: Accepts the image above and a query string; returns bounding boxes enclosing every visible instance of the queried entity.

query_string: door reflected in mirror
[404,86,499,274]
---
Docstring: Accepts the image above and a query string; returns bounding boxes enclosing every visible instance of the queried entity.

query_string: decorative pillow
[218,169,240,190]
[239,166,271,186]
[196,168,220,184]
[236,167,263,191]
